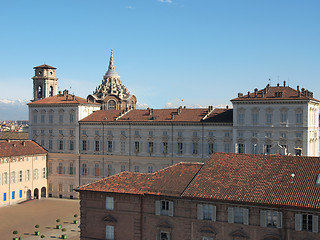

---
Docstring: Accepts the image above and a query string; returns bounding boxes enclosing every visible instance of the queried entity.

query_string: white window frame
[228,207,249,225]
[197,204,216,221]
[106,197,114,210]
[106,225,114,240]
[260,210,282,228]
[155,200,174,216]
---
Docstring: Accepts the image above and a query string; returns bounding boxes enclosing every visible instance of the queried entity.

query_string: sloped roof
[28,94,99,105]
[79,108,233,123]
[231,85,319,102]
[34,64,56,69]
[0,132,28,140]
[0,140,47,158]
[78,152,320,210]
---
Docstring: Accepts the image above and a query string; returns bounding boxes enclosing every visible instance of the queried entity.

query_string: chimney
[7,139,11,143]
[238,93,243,97]
[63,89,68,95]
[149,108,153,116]
[72,95,75,100]
[297,85,300,91]
[58,91,62,95]
[247,91,250,97]
[226,105,229,109]
[254,88,258,97]
[171,113,174,120]
[177,106,182,115]
[277,83,280,87]
[283,81,286,87]
[22,141,25,146]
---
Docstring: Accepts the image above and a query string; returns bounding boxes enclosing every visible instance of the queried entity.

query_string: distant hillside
[0,99,29,121]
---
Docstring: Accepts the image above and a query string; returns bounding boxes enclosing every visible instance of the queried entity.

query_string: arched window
[49,86,53,96]
[108,100,116,110]
[37,86,43,98]
[130,101,135,109]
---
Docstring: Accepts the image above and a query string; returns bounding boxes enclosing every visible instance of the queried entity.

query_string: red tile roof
[78,153,320,210]
[231,85,319,102]
[34,64,56,69]
[28,94,99,105]
[0,140,47,158]
[79,108,233,123]
[0,132,28,140]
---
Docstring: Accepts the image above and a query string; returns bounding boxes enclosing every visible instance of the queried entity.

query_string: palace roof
[79,107,233,123]
[34,64,56,69]
[231,83,319,102]
[78,152,320,210]
[0,140,47,158]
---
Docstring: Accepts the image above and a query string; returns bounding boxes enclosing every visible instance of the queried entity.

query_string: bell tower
[32,64,58,101]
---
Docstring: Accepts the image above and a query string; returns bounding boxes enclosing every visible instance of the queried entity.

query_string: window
[121,141,125,152]
[59,140,64,150]
[12,191,15,200]
[10,171,15,183]
[208,143,214,154]
[69,130,74,136]
[59,114,63,123]
[238,132,244,138]
[149,131,153,136]
[134,130,139,136]
[82,130,87,135]
[70,185,74,192]
[82,140,87,151]
[58,162,63,174]
[95,130,99,136]
[197,204,216,221]
[19,171,23,182]
[228,207,249,225]
[155,200,174,216]
[209,131,214,137]
[59,184,63,192]
[163,131,168,136]
[160,231,170,240]
[108,141,113,152]
[42,168,46,178]
[107,164,113,176]
[295,213,318,232]
[224,143,230,152]
[238,113,244,124]
[49,140,53,150]
[162,142,168,154]
[193,131,198,137]
[2,172,7,184]
[260,210,282,228]
[148,142,154,153]
[266,132,272,138]
[19,190,22,198]
[134,141,140,153]
[106,197,114,210]
[49,114,53,123]
[296,112,303,124]
[95,141,100,151]
[3,193,7,201]
[178,142,183,154]
[252,112,258,124]
[280,132,287,138]
[33,115,37,124]
[252,144,258,154]
[281,112,287,123]
[40,129,45,135]
[225,132,230,137]
[202,237,213,240]
[108,100,116,110]
[105,225,114,240]
[134,166,140,172]
[69,114,74,123]
[69,162,74,175]
[94,164,99,176]
[178,131,182,137]
[148,166,153,173]
[49,183,52,191]
[33,169,39,180]
[120,165,126,172]
[82,164,87,176]
[69,140,74,151]
[266,113,272,124]
[25,170,30,181]
[121,130,125,136]
[296,132,302,138]
[107,130,112,136]
[41,115,45,123]
[265,144,272,154]
[193,142,198,154]
[238,144,245,154]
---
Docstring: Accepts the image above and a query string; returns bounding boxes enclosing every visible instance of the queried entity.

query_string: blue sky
[0,0,320,119]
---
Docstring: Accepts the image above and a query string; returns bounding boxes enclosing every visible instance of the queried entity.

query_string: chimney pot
[283,81,286,87]
[297,85,300,91]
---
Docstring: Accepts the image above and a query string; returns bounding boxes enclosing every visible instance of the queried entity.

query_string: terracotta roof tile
[0,132,28,140]
[79,108,233,123]
[34,64,56,69]
[0,140,47,158]
[78,153,320,210]
[28,94,99,105]
[231,85,319,102]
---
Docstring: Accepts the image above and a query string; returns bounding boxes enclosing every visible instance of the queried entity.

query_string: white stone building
[28,51,320,198]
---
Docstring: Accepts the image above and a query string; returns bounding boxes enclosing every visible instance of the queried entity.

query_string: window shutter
[73,167,76,175]
[277,212,283,229]
[295,214,302,231]
[212,205,216,221]
[169,201,174,216]
[313,215,318,233]
[155,200,160,215]
[197,204,203,220]
[260,210,267,227]
[243,208,249,225]
[228,207,234,223]
[235,144,238,153]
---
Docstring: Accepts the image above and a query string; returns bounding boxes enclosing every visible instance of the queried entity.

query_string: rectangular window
[82,164,87,176]
[59,184,63,192]
[208,143,214,154]
[95,141,100,151]
[121,130,125,136]
[266,113,272,124]
[82,140,87,151]
[198,204,216,221]
[107,130,112,136]
[59,140,63,150]
[69,162,74,175]
[19,190,22,198]
[280,132,287,138]
[70,184,74,192]
[303,214,313,232]
[19,171,23,182]
[25,170,30,181]
[238,113,244,124]
[106,225,114,240]
[120,165,126,172]
[234,207,244,223]
[238,132,244,138]
[107,164,113,176]
[33,169,38,180]
[82,130,86,135]
[49,115,53,123]
[12,191,15,200]
[238,144,245,154]
[95,164,99,176]
[42,168,46,178]
[41,115,45,123]
[121,141,125,152]
[149,131,153,136]
[266,132,272,138]
[59,114,63,123]
[134,166,140,172]
[281,112,288,123]
[296,132,302,138]
[106,197,114,210]
[160,232,170,240]
[69,114,74,123]
[252,112,258,124]
[265,144,272,154]
[296,112,303,124]
[193,131,198,137]
[224,132,230,137]
[163,131,167,136]
[59,130,63,135]
[58,162,63,174]
[209,131,214,137]
[134,130,139,136]
[108,141,113,152]
[193,142,198,154]
[69,140,74,151]
[155,200,174,216]
[33,115,37,124]
[148,142,154,153]
[178,131,182,137]
[10,171,15,183]
[148,166,153,173]
[95,130,99,135]
[69,130,73,135]
[178,142,183,154]
[3,193,7,201]
[224,143,230,153]
[228,207,249,225]
[49,139,53,150]
[134,141,140,153]
[260,210,282,228]
[162,142,168,154]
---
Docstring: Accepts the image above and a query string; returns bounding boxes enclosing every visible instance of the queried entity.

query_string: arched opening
[41,187,46,198]
[130,101,135,109]
[108,100,117,110]
[49,86,53,96]
[34,188,39,199]
[26,190,32,200]
[37,85,43,99]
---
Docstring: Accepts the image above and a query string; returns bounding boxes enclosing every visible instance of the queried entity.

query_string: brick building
[77,152,320,240]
